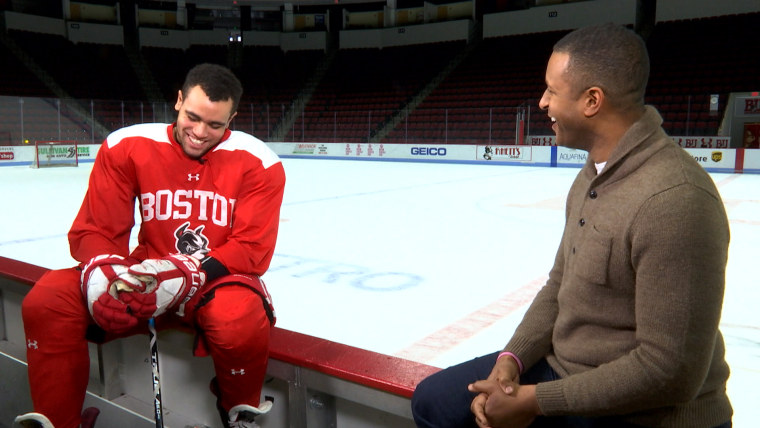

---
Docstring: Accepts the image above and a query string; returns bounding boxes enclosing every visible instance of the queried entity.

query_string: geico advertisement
[477,145,532,162]
[342,143,454,158]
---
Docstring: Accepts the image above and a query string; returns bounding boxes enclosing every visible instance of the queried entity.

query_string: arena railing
[0,94,724,147]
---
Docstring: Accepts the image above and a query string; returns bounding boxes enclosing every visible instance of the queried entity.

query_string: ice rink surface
[1,157,758,426]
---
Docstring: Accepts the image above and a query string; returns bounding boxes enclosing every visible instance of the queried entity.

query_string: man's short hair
[553,23,650,108]
[181,63,243,114]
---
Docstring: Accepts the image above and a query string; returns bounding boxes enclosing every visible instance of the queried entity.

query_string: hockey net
[32,140,79,168]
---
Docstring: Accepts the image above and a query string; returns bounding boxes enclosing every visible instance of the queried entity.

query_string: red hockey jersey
[69,123,286,276]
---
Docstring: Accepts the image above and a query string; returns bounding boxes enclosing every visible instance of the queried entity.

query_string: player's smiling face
[174,85,236,159]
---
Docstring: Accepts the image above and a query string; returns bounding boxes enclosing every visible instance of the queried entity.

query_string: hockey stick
[148,318,165,428]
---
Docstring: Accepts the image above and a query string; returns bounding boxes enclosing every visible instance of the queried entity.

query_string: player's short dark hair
[181,63,243,114]
[553,23,649,109]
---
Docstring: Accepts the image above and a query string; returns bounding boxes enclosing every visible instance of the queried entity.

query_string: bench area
[0,255,439,427]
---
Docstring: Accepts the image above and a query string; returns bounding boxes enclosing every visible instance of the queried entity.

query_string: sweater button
[579,218,586,226]
[589,190,598,199]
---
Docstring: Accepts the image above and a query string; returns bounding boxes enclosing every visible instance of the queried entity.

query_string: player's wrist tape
[497,351,524,374]
[201,256,229,283]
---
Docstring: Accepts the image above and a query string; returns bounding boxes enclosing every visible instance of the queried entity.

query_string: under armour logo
[188,173,200,181]
[27,339,39,350]
[231,369,246,375]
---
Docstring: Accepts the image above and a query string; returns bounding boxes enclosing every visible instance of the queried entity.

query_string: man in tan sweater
[412,23,733,428]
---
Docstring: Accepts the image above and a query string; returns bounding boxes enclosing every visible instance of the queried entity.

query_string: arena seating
[284,41,465,143]
[382,32,557,144]
[140,46,190,100]
[382,13,759,143]
[1,13,758,145]
[0,38,52,98]
[7,30,142,101]
[643,13,759,136]
[238,47,324,139]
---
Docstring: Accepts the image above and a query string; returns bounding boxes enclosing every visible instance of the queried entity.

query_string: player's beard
[175,127,213,159]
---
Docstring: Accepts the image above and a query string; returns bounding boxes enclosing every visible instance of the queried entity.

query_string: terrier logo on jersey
[175,221,209,259]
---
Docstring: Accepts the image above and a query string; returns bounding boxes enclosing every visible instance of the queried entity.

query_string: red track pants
[21,267,271,428]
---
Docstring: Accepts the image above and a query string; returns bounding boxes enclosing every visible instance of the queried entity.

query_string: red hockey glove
[80,254,143,334]
[122,254,207,318]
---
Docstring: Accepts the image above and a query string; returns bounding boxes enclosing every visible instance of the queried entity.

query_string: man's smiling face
[173,85,236,159]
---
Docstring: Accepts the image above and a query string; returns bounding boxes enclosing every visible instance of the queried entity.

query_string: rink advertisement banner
[271,142,475,161]
[0,146,19,162]
[270,142,556,165]
[265,142,747,172]
[683,148,735,172]
[0,144,99,166]
[476,145,553,165]
[556,147,589,166]
[477,145,532,162]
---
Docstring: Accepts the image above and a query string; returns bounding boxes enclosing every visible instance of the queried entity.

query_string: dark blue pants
[411,351,731,428]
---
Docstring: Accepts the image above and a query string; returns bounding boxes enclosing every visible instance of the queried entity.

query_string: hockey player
[15,63,286,428]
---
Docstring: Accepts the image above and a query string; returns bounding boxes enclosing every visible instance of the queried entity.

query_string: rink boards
[0,256,438,428]
[3,141,760,174]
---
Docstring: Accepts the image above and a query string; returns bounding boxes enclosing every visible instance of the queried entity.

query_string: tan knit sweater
[505,106,733,427]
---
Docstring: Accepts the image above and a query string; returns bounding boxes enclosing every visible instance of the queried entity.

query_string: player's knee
[198,286,270,352]
[22,285,91,344]
[23,269,87,325]
[21,286,45,319]
[22,284,61,325]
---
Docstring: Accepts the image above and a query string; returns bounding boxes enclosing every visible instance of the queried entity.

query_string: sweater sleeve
[535,183,729,417]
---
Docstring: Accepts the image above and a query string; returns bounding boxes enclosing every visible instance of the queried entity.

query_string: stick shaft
[149,318,164,428]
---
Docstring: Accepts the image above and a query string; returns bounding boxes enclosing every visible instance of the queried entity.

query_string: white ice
[1,158,757,426]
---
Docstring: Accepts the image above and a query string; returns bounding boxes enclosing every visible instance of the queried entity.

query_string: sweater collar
[583,106,667,182]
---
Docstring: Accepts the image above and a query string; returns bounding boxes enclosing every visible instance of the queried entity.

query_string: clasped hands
[81,254,206,333]
[468,355,540,428]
